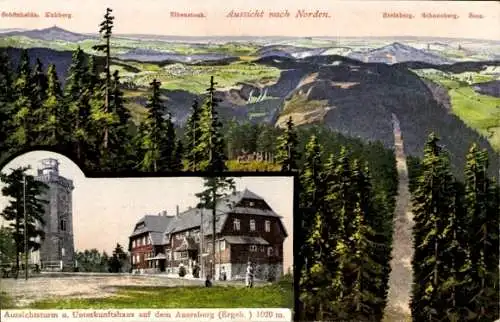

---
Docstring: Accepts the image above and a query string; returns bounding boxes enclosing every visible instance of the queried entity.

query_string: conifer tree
[0,50,15,151]
[348,160,386,320]
[30,58,48,144]
[328,148,357,319]
[139,79,176,171]
[31,58,48,107]
[92,7,114,149]
[195,176,235,279]
[197,76,227,172]
[172,139,184,171]
[10,49,36,147]
[464,144,499,320]
[38,64,67,146]
[410,133,456,321]
[0,167,48,278]
[65,47,93,162]
[102,70,133,171]
[275,116,300,171]
[298,135,325,320]
[185,99,202,171]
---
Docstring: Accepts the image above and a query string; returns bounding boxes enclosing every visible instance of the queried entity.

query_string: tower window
[60,219,67,232]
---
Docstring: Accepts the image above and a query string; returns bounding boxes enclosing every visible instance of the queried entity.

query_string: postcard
[0,0,499,321]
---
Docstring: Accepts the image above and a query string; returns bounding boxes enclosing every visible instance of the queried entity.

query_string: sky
[0,0,498,40]
[0,151,295,273]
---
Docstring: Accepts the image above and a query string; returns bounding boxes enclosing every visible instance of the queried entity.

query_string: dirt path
[383,114,414,322]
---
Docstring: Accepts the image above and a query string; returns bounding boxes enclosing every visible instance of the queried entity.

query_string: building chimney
[176,205,180,216]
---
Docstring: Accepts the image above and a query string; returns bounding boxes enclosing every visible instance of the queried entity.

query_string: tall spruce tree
[10,49,36,147]
[0,167,48,278]
[197,76,227,172]
[102,70,133,171]
[37,64,67,146]
[172,139,184,171]
[328,148,357,320]
[464,144,499,320]
[298,135,329,320]
[31,58,48,106]
[139,79,176,171]
[275,116,300,172]
[348,160,386,320]
[65,47,93,163]
[195,177,236,279]
[92,7,114,149]
[0,50,15,152]
[410,133,456,321]
[185,99,202,171]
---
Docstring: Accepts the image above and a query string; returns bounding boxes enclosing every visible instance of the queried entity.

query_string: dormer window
[249,201,255,207]
[233,219,240,231]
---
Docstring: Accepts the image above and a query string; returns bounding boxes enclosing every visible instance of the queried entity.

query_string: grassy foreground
[1,284,293,309]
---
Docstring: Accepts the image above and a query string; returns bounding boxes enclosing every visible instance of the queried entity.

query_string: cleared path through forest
[383,114,414,322]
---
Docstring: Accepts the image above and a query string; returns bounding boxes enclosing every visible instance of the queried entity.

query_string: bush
[226,160,281,171]
[178,265,186,277]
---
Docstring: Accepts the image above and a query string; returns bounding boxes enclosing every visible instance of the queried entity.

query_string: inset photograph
[0,151,294,310]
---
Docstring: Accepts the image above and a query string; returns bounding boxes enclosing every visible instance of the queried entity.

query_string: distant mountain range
[1,26,499,65]
[348,42,453,65]
[0,26,96,42]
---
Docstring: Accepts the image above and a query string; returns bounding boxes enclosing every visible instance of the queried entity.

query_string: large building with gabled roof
[128,189,288,281]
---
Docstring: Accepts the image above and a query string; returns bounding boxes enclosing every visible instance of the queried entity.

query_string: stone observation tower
[35,158,75,270]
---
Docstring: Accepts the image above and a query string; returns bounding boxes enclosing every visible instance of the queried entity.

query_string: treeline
[295,130,396,321]
[408,135,499,321]
[296,133,499,322]
[75,244,129,273]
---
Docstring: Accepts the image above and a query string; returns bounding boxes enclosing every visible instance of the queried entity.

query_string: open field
[0,36,261,57]
[415,69,500,151]
[0,274,293,309]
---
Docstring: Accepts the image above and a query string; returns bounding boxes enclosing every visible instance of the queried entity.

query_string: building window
[174,251,188,260]
[233,219,240,231]
[249,201,255,207]
[250,219,255,231]
[219,240,226,251]
[132,240,136,248]
[265,220,271,232]
[59,219,67,232]
[249,245,257,252]
[267,247,274,256]
[132,256,135,264]
[260,246,265,252]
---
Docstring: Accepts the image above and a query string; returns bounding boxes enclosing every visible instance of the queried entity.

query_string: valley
[0,26,499,176]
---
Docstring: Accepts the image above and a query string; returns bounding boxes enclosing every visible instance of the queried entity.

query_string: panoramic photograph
[0,0,498,321]
[0,151,294,310]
